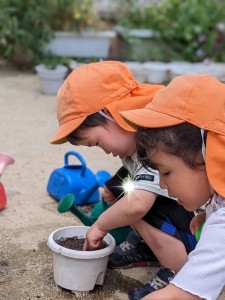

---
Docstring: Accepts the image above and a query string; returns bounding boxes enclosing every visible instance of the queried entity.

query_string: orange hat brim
[51,116,86,144]
[121,107,185,129]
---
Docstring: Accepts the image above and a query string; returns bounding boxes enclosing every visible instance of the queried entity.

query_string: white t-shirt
[171,194,225,300]
[122,153,170,197]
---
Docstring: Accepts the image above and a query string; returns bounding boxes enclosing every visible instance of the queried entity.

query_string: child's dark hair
[67,112,108,145]
[136,122,205,170]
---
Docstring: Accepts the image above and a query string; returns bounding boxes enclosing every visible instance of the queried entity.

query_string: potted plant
[113,0,180,62]
[43,0,116,59]
[35,53,71,95]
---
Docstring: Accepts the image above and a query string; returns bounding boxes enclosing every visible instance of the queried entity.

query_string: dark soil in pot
[56,236,108,251]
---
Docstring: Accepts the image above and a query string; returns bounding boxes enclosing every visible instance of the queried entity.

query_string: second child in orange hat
[121,74,225,300]
[51,61,197,299]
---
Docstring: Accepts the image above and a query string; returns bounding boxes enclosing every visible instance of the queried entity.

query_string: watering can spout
[58,194,94,226]
[0,153,15,176]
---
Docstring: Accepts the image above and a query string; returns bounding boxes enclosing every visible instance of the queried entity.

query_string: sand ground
[0,67,224,300]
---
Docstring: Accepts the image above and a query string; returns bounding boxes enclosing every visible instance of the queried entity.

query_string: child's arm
[142,284,203,300]
[83,189,156,249]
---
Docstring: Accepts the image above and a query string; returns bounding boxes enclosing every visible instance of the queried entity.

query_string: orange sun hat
[120,74,225,197]
[51,61,164,144]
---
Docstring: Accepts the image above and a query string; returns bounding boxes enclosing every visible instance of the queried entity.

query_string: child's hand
[190,211,206,235]
[83,221,107,250]
[102,186,117,205]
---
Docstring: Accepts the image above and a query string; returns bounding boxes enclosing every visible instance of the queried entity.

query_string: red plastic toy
[0,152,15,210]
[0,183,7,210]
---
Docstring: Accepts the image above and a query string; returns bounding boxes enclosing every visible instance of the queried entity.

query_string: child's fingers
[190,219,195,234]
[83,236,102,250]
[106,198,116,205]
[102,193,116,205]
[192,222,200,235]
[190,219,199,234]
[190,224,197,235]
[83,239,89,251]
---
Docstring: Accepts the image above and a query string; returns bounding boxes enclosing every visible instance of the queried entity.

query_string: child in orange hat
[121,74,225,300]
[51,61,197,298]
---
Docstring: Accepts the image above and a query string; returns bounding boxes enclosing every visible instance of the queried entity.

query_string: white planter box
[43,31,116,58]
[114,26,162,61]
[114,26,156,39]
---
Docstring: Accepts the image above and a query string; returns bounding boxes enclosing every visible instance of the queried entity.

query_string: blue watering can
[47,151,111,205]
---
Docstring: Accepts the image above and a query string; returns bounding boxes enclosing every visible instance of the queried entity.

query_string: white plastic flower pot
[169,62,225,82]
[143,62,170,84]
[124,62,147,83]
[69,60,79,70]
[168,62,193,80]
[35,64,68,95]
[47,226,116,292]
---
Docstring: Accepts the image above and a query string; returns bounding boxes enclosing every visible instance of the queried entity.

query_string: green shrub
[0,0,54,68]
[118,1,148,29]
[118,0,225,62]
[37,52,72,70]
[145,0,225,62]
[48,0,104,33]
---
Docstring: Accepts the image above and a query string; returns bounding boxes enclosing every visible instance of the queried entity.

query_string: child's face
[149,149,211,211]
[77,121,136,159]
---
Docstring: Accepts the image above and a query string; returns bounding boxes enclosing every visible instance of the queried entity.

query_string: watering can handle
[64,151,86,177]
